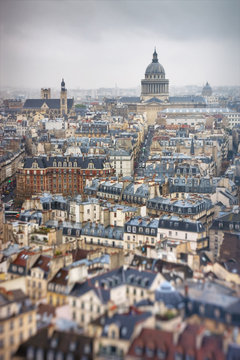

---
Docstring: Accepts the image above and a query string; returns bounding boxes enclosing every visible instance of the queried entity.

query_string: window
[157,349,166,359]
[175,353,183,360]
[27,346,34,359]
[19,332,23,343]
[185,233,188,240]
[84,344,91,354]
[199,304,205,315]
[10,335,14,345]
[214,308,220,318]
[146,347,154,358]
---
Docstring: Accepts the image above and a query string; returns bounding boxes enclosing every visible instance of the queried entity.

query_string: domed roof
[202,81,212,96]
[145,48,165,75]
[203,82,212,90]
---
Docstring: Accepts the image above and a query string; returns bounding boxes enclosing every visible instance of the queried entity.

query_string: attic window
[146,347,154,358]
[121,327,127,337]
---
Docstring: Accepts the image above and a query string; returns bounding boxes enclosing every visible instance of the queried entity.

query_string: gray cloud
[0,0,239,89]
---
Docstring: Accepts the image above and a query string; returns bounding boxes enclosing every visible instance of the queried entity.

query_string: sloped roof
[23,98,74,109]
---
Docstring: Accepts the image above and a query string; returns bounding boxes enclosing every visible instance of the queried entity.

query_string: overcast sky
[0,0,240,89]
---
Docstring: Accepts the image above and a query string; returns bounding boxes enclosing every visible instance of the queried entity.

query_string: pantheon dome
[202,82,212,97]
[141,48,169,102]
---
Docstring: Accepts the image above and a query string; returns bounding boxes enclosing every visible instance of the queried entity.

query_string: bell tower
[60,78,68,115]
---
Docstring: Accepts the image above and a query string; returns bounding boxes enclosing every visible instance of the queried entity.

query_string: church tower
[60,79,68,115]
[141,48,169,102]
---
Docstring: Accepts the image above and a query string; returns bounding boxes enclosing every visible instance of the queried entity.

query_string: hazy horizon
[1,0,240,89]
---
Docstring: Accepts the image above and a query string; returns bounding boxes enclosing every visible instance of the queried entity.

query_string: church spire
[152,47,158,63]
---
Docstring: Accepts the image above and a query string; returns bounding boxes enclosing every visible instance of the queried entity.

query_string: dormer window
[74,162,77,167]
[58,162,62,167]
[63,162,67,167]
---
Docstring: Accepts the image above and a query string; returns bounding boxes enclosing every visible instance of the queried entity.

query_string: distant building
[23,79,74,115]
[16,156,114,199]
[141,48,169,102]
[41,88,51,100]
[202,81,213,97]
[3,99,23,113]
